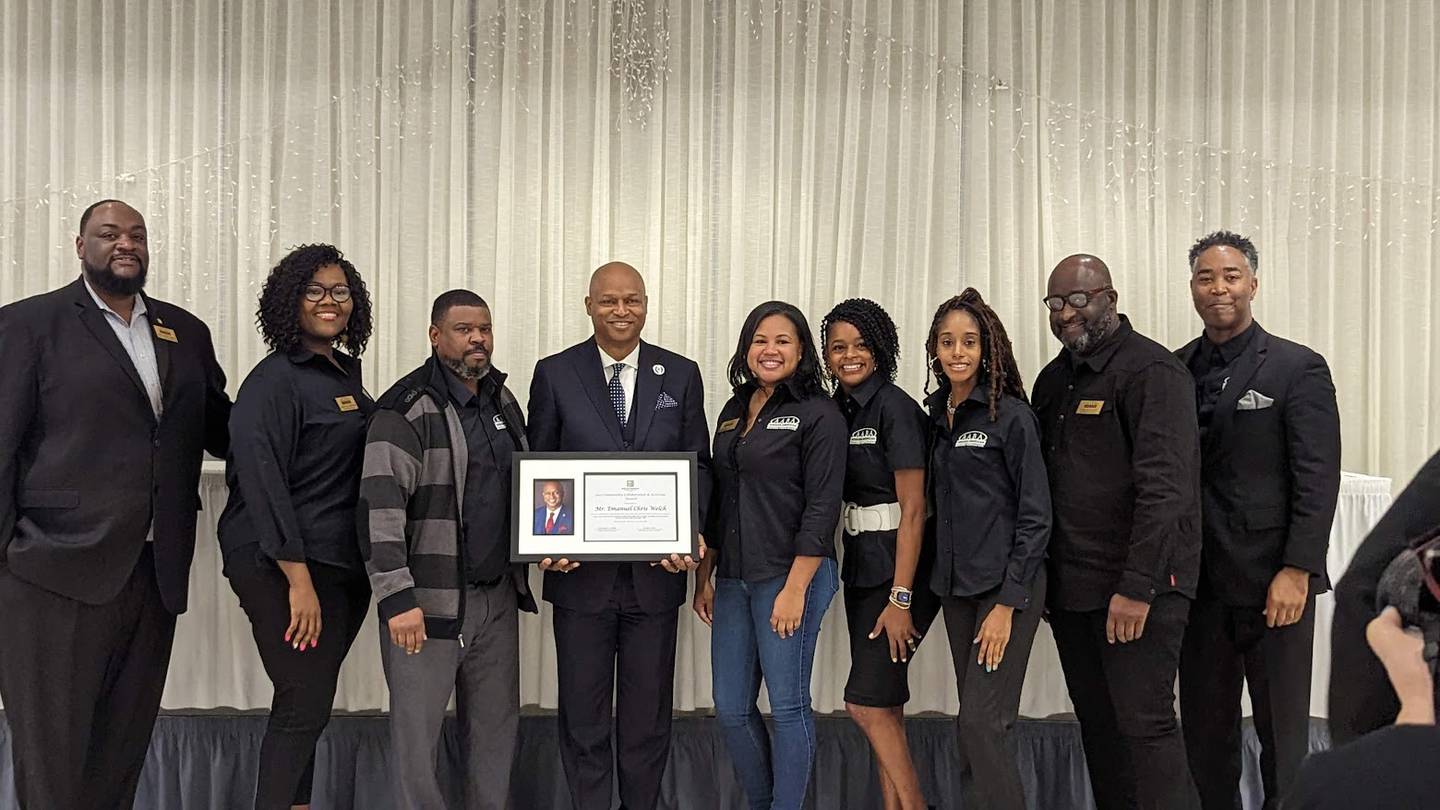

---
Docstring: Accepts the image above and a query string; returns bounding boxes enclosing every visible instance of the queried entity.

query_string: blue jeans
[711,558,839,810]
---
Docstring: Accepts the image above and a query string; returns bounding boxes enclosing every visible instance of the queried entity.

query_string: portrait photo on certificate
[511,452,699,561]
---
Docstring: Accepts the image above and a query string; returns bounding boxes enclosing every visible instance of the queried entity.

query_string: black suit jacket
[1328,449,1440,744]
[527,338,712,614]
[1175,323,1341,606]
[0,277,231,614]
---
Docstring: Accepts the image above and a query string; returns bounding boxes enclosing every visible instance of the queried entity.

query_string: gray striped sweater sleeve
[359,408,424,620]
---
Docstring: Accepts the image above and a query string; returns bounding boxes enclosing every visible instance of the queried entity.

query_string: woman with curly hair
[923,288,1051,810]
[695,300,847,810]
[217,244,375,810]
[819,298,939,810]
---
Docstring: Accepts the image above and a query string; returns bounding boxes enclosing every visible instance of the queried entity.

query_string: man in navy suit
[533,480,575,535]
[1175,231,1341,810]
[528,261,712,810]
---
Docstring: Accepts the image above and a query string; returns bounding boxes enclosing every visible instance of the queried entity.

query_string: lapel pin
[652,364,665,376]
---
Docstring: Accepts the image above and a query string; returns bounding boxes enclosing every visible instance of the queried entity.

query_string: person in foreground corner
[696,300,847,810]
[527,261,711,810]
[1283,606,1440,809]
[1175,230,1341,810]
[0,199,231,810]
[819,297,939,810]
[359,289,538,810]
[924,289,1051,810]
[218,244,377,810]
[1031,254,1203,810]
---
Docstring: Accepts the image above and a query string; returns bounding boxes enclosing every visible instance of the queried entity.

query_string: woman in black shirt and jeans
[217,245,375,810]
[821,298,940,810]
[695,300,847,810]
[924,288,1051,810]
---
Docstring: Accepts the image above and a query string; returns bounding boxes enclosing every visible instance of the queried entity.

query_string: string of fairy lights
[1,0,1436,276]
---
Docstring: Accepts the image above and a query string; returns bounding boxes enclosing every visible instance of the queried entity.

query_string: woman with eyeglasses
[923,289,1051,810]
[694,300,847,810]
[217,244,375,810]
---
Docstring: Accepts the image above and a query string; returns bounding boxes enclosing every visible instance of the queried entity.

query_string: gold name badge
[718,417,740,433]
[335,395,360,412]
[1076,399,1105,415]
[152,325,179,343]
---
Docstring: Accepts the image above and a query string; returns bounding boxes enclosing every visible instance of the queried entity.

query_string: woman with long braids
[217,244,375,810]
[820,298,940,810]
[923,288,1052,810]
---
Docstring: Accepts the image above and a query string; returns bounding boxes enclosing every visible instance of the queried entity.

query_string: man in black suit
[527,261,712,810]
[0,200,231,809]
[1175,230,1341,810]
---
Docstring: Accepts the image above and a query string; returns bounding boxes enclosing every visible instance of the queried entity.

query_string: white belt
[841,502,902,536]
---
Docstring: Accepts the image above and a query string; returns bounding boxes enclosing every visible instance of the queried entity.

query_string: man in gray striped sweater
[359,289,536,810]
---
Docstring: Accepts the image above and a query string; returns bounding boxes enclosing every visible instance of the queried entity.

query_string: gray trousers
[380,581,520,810]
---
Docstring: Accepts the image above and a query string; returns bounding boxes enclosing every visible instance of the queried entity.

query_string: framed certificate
[511,451,700,561]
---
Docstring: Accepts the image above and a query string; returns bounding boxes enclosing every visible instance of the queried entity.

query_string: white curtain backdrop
[1,1,1437,712]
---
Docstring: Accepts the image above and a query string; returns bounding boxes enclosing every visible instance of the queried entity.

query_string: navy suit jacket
[534,505,575,535]
[1175,324,1342,606]
[527,337,712,613]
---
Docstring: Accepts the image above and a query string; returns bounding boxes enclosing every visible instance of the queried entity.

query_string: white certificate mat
[511,452,699,561]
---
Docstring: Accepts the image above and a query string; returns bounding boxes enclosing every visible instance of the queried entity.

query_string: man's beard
[1057,308,1117,355]
[83,258,148,296]
[442,355,490,381]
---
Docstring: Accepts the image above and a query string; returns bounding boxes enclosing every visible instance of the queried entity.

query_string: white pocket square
[1236,389,1274,411]
[655,391,680,410]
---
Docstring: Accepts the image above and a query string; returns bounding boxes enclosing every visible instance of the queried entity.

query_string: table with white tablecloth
[0,470,1393,718]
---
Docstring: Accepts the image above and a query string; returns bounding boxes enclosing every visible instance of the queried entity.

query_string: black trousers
[1049,592,1200,810]
[0,545,175,810]
[1179,593,1316,810]
[941,567,1048,810]
[226,550,371,810]
[552,568,680,810]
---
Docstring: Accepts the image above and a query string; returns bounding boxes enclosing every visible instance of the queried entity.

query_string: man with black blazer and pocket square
[0,200,231,809]
[527,261,712,810]
[1175,230,1341,810]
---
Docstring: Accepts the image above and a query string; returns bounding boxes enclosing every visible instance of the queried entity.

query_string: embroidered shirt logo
[767,416,801,431]
[849,428,878,446]
[954,430,988,448]
[492,414,508,431]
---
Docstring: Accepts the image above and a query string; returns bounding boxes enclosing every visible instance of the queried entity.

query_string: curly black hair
[819,298,901,389]
[1188,229,1258,274]
[726,300,826,398]
[925,288,1027,422]
[256,244,373,357]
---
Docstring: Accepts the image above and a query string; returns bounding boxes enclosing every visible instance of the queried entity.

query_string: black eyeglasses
[1042,286,1112,312]
[303,283,352,303]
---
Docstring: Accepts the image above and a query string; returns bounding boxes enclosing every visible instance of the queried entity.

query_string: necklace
[945,397,960,417]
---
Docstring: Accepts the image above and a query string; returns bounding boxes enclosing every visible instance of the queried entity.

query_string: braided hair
[924,288,1027,422]
[256,243,373,357]
[819,297,901,389]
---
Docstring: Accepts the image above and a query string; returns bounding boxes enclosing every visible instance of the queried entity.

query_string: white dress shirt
[598,343,640,419]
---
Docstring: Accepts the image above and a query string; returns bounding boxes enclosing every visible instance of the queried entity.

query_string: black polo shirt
[707,380,848,582]
[1187,320,1258,441]
[219,348,373,572]
[443,365,517,584]
[833,374,928,588]
[926,384,1051,608]
[1031,315,1202,611]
